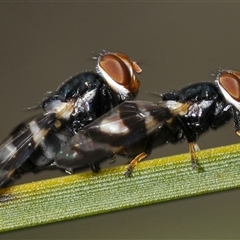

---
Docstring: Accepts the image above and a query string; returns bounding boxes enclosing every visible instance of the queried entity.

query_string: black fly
[54,69,240,176]
[161,69,240,169]
[0,51,142,187]
[42,51,142,134]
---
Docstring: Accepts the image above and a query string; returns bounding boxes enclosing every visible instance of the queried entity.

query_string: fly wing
[55,101,173,170]
[0,113,56,187]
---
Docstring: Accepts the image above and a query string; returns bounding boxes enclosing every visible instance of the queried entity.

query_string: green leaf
[0,143,240,232]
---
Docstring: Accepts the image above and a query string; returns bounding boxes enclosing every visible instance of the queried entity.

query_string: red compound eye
[219,71,240,102]
[99,54,130,85]
[98,52,142,93]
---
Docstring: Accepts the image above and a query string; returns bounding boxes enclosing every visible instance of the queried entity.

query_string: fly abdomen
[55,130,115,170]
[0,113,56,187]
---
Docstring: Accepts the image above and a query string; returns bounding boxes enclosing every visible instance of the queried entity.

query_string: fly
[161,69,240,169]
[0,51,142,187]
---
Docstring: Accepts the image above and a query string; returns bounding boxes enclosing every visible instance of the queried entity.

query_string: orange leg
[188,142,200,169]
[124,152,148,177]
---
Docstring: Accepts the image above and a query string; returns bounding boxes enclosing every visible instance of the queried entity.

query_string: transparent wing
[55,101,173,170]
[0,113,56,187]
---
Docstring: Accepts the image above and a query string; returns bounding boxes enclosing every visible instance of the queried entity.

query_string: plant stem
[0,143,240,232]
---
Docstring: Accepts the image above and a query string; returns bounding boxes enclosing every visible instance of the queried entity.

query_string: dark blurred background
[1,2,240,239]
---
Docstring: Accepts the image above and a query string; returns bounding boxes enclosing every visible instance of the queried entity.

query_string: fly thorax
[187,100,213,119]
[72,88,97,117]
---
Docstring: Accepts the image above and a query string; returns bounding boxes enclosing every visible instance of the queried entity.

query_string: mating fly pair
[54,69,240,176]
[0,51,142,188]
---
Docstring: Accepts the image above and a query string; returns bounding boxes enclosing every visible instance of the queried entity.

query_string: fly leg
[109,154,116,164]
[232,109,240,136]
[90,162,101,173]
[188,141,201,169]
[176,117,202,170]
[124,128,164,177]
[124,152,148,177]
